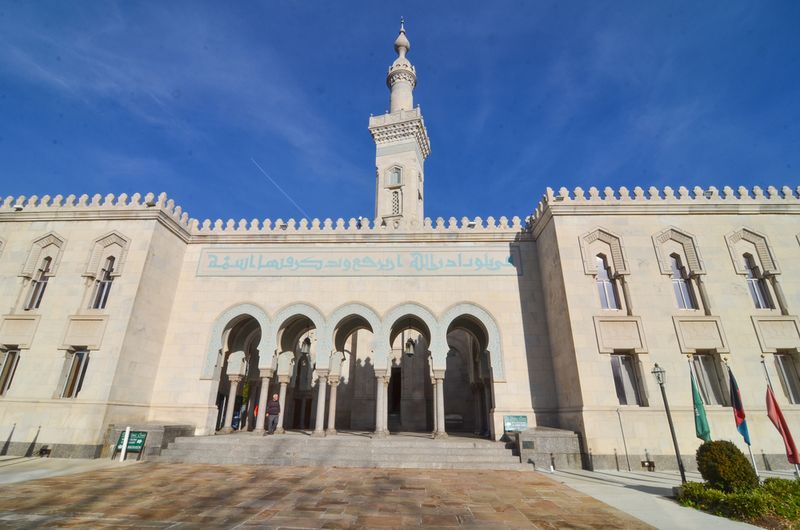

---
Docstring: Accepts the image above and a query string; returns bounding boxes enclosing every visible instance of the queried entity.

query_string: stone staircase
[158,432,530,470]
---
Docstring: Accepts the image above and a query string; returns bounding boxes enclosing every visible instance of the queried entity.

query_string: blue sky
[1,1,798,222]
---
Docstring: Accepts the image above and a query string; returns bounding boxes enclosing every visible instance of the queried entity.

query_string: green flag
[691,368,712,442]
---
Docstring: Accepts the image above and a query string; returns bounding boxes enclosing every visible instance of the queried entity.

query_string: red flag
[766,386,799,465]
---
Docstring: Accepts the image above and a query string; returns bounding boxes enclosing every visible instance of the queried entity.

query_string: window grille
[0,350,19,396]
[596,255,620,309]
[610,354,644,406]
[25,257,52,310]
[392,191,400,215]
[775,353,800,404]
[670,254,698,309]
[90,256,115,309]
[743,254,773,309]
[61,351,89,398]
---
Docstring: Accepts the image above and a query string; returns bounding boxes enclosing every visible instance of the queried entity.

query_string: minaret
[369,19,431,227]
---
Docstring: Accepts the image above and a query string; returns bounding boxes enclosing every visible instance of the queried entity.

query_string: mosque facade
[1,24,799,469]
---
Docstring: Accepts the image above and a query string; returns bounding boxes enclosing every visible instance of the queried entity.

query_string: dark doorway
[388,366,402,431]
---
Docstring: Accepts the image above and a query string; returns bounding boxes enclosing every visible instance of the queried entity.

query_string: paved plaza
[0,461,651,529]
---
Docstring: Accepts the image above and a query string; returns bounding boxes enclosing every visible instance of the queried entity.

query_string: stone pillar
[276,375,289,434]
[769,275,790,315]
[313,371,329,437]
[433,370,447,439]
[221,375,242,434]
[617,275,633,316]
[244,380,258,430]
[326,375,339,435]
[254,369,273,434]
[374,372,388,438]
[472,384,483,435]
[694,274,712,315]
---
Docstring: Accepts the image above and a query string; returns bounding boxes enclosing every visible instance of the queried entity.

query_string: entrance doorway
[388,366,401,431]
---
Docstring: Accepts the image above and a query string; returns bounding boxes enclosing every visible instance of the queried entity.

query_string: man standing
[266,393,281,435]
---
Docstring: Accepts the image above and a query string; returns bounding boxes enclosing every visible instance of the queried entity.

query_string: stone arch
[202,303,270,380]
[652,226,704,275]
[579,228,629,276]
[327,302,382,358]
[381,302,442,370]
[439,303,505,381]
[726,227,779,275]
[270,303,329,369]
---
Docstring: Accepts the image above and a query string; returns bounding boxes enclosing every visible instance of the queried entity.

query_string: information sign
[503,415,528,432]
[116,431,147,453]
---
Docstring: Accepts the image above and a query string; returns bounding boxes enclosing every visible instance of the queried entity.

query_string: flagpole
[725,359,759,478]
[762,356,800,479]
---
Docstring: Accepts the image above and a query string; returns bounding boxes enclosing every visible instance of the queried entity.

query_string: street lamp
[651,363,687,483]
[404,338,416,357]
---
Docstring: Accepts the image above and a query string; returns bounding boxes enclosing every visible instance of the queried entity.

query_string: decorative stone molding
[379,302,442,371]
[369,108,431,159]
[751,316,800,353]
[652,227,704,275]
[579,228,629,275]
[83,231,129,278]
[60,315,108,350]
[592,316,647,354]
[0,315,40,348]
[725,227,779,275]
[20,232,66,278]
[672,315,729,354]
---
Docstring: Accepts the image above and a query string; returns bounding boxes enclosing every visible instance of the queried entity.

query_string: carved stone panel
[61,315,108,350]
[751,316,800,353]
[593,316,647,353]
[672,315,729,354]
[0,315,41,348]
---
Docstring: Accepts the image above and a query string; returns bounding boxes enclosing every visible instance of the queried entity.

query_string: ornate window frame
[725,227,779,276]
[20,232,66,279]
[579,228,629,276]
[652,227,704,275]
[83,231,129,279]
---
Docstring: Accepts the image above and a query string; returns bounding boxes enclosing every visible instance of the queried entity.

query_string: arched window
[25,257,52,310]
[90,256,115,309]
[743,253,773,309]
[596,254,620,310]
[670,254,697,309]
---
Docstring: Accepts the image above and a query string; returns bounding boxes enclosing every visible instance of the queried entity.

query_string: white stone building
[1,24,799,470]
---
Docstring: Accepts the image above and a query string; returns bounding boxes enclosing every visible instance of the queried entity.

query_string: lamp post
[651,363,687,483]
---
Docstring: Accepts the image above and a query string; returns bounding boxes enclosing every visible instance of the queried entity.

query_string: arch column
[276,375,290,434]
[221,375,242,434]
[326,375,339,435]
[254,368,273,434]
[374,370,389,438]
[433,369,447,439]
[312,370,329,437]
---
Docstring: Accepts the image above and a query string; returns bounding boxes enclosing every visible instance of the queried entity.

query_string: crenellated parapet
[531,185,800,225]
[0,191,526,239]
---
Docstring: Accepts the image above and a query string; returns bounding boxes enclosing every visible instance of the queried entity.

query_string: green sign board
[503,415,528,432]
[116,431,147,453]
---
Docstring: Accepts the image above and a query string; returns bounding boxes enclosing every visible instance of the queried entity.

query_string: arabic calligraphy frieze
[196,245,522,277]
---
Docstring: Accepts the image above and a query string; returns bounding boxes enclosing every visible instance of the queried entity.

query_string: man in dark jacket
[266,393,281,435]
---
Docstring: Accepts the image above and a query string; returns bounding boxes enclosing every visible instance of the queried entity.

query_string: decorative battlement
[2,185,798,240]
[531,184,800,222]
[0,191,523,237]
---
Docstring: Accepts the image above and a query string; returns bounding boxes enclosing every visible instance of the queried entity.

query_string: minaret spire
[387,19,416,112]
[369,20,431,229]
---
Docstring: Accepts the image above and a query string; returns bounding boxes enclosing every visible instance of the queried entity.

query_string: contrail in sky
[250,157,310,219]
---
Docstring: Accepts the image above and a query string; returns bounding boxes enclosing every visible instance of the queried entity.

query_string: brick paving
[0,463,652,529]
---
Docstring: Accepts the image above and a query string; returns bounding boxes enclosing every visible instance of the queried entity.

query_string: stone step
[158,433,525,470]
[167,441,512,456]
